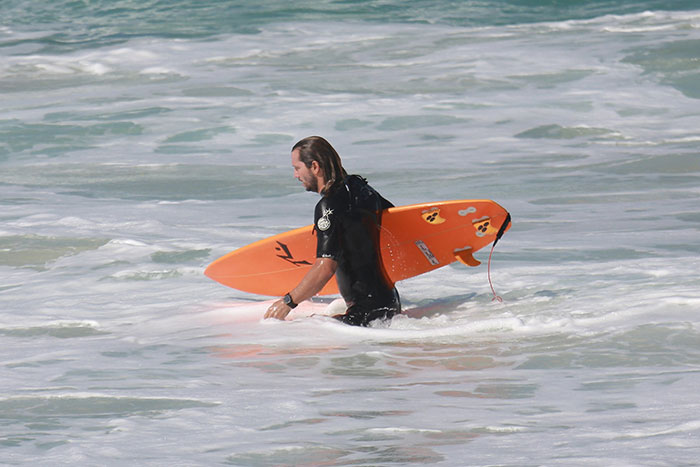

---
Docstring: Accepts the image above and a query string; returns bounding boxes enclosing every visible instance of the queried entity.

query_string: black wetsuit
[314,175,400,326]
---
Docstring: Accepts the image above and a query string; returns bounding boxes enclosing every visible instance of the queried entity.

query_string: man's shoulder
[315,190,344,219]
[345,174,394,210]
[319,181,350,208]
[344,174,367,189]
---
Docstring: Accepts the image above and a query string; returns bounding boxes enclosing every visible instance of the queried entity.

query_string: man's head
[291,136,347,195]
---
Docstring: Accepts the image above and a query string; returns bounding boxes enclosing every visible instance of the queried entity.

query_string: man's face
[291,149,318,193]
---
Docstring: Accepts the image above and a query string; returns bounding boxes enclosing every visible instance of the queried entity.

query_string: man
[264,136,401,326]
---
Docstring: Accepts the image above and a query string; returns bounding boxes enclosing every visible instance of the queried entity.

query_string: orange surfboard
[205,200,511,296]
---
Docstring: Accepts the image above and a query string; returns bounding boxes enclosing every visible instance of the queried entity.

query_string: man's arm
[264,257,338,320]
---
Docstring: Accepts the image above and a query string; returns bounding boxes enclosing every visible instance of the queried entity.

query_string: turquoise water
[2,1,700,465]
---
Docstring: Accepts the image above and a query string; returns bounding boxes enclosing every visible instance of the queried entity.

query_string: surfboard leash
[488,212,511,302]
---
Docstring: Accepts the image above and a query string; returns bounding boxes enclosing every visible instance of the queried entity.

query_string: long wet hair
[293,136,348,195]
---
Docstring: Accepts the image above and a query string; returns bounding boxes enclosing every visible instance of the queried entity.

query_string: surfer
[265,136,401,326]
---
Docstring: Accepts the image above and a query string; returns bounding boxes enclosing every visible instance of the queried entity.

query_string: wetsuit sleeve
[314,197,341,260]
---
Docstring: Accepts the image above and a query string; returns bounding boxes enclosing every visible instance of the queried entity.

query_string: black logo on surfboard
[275,241,312,267]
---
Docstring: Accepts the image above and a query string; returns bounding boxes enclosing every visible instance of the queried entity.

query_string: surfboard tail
[493,212,512,247]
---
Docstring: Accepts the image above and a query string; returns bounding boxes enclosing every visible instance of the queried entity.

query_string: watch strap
[283,293,298,309]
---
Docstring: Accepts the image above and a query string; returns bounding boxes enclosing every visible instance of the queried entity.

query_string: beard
[303,175,318,193]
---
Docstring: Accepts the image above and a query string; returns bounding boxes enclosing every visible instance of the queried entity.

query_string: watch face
[283,295,291,305]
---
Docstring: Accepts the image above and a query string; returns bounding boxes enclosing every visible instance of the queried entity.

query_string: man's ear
[310,160,321,175]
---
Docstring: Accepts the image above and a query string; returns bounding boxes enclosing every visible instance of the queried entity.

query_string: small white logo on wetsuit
[317,208,333,231]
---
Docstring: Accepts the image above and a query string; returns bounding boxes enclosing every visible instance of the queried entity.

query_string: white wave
[0,319,100,330]
[617,420,700,439]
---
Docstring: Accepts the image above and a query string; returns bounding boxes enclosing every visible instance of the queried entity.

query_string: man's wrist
[282,293,298,309]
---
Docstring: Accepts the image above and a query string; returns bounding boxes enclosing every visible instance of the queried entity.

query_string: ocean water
[2,0,700,465]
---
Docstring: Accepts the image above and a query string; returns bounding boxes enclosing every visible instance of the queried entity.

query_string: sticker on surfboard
[415,240,439,265]
[458,207,477,216]
[473,217,498,237]
[275,241,311,267]
[421,207,446,224]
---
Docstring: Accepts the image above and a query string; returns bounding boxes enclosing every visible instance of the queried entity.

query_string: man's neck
[317,178,327,195]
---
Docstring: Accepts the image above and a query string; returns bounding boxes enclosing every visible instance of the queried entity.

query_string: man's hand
[264,299,292,320]
[262,258,337,322]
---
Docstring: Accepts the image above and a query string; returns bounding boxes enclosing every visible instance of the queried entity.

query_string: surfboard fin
[454,247,481,267]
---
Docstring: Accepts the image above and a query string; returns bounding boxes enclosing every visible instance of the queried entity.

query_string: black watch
[282,293,298,309]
